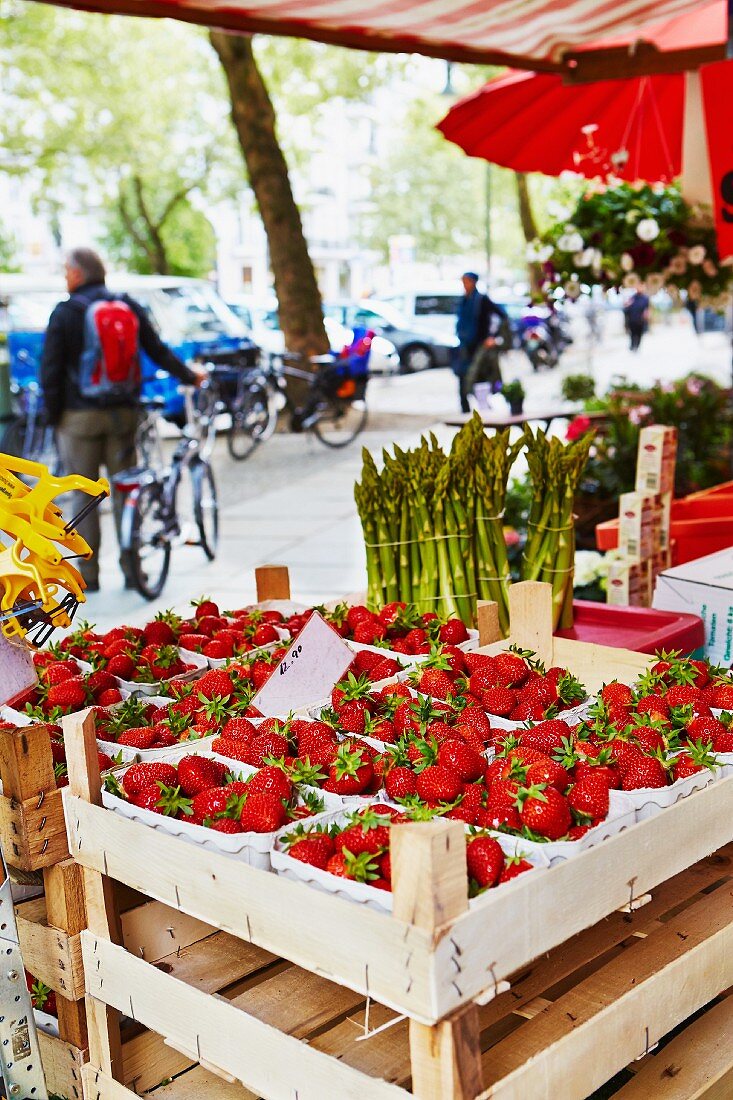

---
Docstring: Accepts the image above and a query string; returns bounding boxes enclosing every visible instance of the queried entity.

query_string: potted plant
[502,379,525,415]
[561,373,595,403]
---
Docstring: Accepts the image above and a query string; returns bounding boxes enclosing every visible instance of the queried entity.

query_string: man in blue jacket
[455,272,510,412]
[41,247,203,591]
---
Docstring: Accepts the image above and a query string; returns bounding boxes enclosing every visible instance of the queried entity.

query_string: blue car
[0,274,258,420]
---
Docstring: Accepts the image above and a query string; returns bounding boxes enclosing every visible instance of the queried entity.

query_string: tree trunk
[210,31,329,359]
[515,171,542,294]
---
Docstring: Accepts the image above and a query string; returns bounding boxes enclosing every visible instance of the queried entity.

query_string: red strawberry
[178,634,210,653]
[116,727,156,750]
[177,755,227,796]
[481,687,517,717]
[323,744,374,796]
[191,786,244,823]
[46,678,88,712]
[476,803,521,831]
[122,762,178,798]
[221,716,257,742]
[525,757,570,793]
[493,652,529,687]
[600,682,633,708]
[193,597,220,619]
[516,784,571,840]
[466,835,504,889]
[567,774,610,821]
[239,791,287,832]
[143,618,177,646]
[247,765,292,801]
[415,764,462,804]
[246,732,289,768]
[106,653,136,679]
[438,618,469,645]
[285,829,335,869]
[418,668,456,701]
[196,669,234,700]
[499,856,533,883]
[437,740,484,782]
[208,818,245,833]
[384,765,417,800]
[620,754,668,790]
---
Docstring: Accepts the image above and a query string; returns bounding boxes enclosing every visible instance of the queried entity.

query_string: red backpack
[76,293,140,399]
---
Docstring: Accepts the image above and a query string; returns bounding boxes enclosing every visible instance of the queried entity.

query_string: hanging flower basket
[532,182,732,308]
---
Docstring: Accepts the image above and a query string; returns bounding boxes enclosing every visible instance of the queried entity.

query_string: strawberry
[191,786,245,823]
[499,856,533,883]
[239,791,287,832]
[196,669,234,700]
[666,684,700,708]
[221,716,257,742]
[494,652,530,688]
[384,765,417,800]
[253,623,279,647]
[143,617,178,647]
[246,732,289,768]
[46,678,88,712]
[324,743,374,796]
[466,834,504,890]
[211,737,250,763]
[98,687,123,707]
[122,762,178,798]
[438,618,469,645]
[567,774,610,821]
[296,725,339,766]
[284,828,335,869]
[525,757,570,793]
[620,754,668,790]
[338,812,391,855]
[178,633,210,653]
[177,755,227,796]
[192,597,220,619]
[325,850,380,882]
[669,741,720,781]
[516,784,571,840]
[337,700,369,736]
[345,605,373,632]
[352,619,387,645]
[415,764,462,804]
[106,653,137,679]
[116,727,157,750]
[519,719,571,755]
[247,765,292,801]
[710,683,733,709]
[417,667,456,701]
[600,681,633,708]
[208,818,245,833]
[481,686,517,717]
[437,740,484,782]
[476,804,521,830]
[685,716,726,743]
[203,639,232,660]
[635,695,670,719]
[41,661,79,686]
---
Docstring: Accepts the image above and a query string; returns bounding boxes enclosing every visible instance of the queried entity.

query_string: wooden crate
[59,581,733,1099]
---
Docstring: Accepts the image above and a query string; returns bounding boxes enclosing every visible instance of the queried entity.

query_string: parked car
[226,297,400,374]
[324,299,458,372]
[0,274,258,418]
[376,288,462,340]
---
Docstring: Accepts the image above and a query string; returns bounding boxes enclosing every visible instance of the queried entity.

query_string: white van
[376,288,462,339]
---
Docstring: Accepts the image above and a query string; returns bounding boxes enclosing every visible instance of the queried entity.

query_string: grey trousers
[55,407,138,584]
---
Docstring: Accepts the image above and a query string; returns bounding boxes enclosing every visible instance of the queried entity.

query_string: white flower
[620,253,634,271]
[687,245,706,265]
[557,231,584,253]
[525,241,540,262]
[574,551,604,587]
[636,218,660,242]
[546,201,572,221]
[537,244,555,263]
[625,209,641,224]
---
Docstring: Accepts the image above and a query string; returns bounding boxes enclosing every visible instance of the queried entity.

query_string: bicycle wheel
[126,481,171,600]
[312,397,368,448]
[192,460,218,560]
[1,417,61,473]
[227,381,277,461]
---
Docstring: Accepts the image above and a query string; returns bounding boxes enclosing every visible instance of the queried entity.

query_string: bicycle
[194,348,278,462]
[261,348,369,449]
[1,362,62,476]
[114,378,219,600]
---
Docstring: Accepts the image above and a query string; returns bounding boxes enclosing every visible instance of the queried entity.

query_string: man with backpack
[41,247,204,591]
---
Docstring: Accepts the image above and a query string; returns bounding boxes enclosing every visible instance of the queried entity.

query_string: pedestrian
[623,284,650,352]
[454,273,512,412]
[40,247,205,592]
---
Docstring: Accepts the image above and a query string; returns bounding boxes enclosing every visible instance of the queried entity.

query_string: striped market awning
[43,0,724,71]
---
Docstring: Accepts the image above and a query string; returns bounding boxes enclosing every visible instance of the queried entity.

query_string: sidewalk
[77,318,730,632]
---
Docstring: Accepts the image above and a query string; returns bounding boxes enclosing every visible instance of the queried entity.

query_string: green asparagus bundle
[521,426,593,630]
[354,414,519,627]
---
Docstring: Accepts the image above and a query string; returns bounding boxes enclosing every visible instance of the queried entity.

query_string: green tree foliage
[0,0,237,274]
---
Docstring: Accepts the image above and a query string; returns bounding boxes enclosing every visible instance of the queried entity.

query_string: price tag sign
[0,634,37,707]
[251,610,353,717]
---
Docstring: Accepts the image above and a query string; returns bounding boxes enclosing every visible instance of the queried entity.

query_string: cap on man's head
[462,271,479,282]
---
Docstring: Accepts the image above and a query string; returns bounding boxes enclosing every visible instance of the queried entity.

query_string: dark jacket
[40,281,197,425]
[457,290,511,355]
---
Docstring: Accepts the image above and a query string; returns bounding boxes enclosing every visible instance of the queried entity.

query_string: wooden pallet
[57,581,733,1100]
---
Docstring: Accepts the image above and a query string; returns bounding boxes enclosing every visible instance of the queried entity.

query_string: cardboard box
[618,493,656,561]
[652,546,733,662]
[636,426,677,496]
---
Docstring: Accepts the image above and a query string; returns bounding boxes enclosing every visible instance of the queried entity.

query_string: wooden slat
[229,965,365,1037]
[506,582,554,669]
[476,601,501,646]
[38,1030,86,1100]
[613,995,733,1099]
[479,850,733,1029]
[311,1003,411,1084]
[120,900,217,963]
[145,1064,258,1098]
[393,821,483,1100]
[479,882,733,1100]
[65,793,435,1021]
[82,934,411,1100]
[0,723,56,800]
[0,788,69,870]
[438,773,733,1016]
[44,858,88,1047]
[122,1027,194,1094]
[15,903,84,999]
[83,1065,139,1100]
[255,564,291,601]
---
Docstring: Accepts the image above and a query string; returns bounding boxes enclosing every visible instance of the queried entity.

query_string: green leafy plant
[538,182,731,307]
[501,379,526,404]
[561,373,595,403]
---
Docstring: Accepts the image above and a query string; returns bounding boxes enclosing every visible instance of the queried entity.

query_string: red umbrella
[437,68,685,183]
[438,55,733,257]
